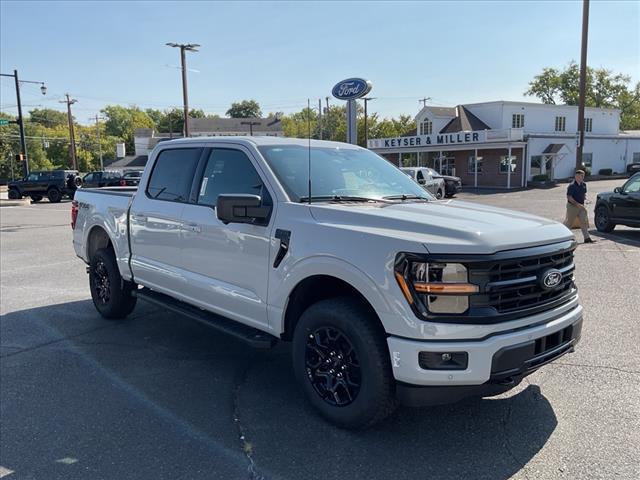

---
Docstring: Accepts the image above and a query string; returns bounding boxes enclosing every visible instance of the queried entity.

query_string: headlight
[394,256,478,315]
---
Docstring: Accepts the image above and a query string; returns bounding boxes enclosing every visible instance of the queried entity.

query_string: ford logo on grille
[540,269,563,290]
[332,78,372,100]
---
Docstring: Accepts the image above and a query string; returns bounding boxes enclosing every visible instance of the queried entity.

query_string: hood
[310,199,572,254]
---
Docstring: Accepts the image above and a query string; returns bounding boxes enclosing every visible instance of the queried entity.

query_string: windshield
[258,145,432,202]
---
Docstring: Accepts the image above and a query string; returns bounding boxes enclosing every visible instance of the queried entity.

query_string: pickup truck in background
[72,137,583,429]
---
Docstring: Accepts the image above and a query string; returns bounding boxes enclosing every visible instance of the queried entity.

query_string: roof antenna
[307,98,312,205]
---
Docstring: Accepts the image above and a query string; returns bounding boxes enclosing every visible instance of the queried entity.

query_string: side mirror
[613,187,623,194]
[216,194,271,225]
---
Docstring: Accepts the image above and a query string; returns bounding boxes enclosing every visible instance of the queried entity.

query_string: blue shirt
[567,181,587,205]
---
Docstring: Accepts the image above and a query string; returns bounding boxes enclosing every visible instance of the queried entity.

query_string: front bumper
[387,304,582,393]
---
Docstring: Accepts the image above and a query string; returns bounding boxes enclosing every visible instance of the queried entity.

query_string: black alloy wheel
[595,206,615,232]
[89,248,137,319]
[305,326,362,406]
[93,259,112,305]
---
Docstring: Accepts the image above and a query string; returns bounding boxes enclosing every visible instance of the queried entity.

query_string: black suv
[8,170,79,203]
[594,173,640,232]
[79,171,126,189]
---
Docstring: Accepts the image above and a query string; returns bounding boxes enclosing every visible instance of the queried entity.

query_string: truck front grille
[468,243,576,316]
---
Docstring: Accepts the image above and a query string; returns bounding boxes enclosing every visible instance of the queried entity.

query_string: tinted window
[197,149,265,207]
[147,148,200,202]
[624,177,640,193]
[83,173,95,183]
[51,171,65,179]
[416,170,424,181]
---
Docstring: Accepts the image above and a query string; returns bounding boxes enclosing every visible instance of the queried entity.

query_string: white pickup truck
[72,137,583,429]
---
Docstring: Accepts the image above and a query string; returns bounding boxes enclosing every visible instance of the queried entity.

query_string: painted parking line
[0,466,14,478]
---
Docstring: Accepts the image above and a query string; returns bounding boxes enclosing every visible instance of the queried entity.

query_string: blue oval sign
[332,78,372,100]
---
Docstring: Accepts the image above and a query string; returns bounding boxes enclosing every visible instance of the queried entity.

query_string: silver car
[401,167,446,199]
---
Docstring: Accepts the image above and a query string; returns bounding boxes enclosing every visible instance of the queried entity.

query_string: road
[1,179,639,480]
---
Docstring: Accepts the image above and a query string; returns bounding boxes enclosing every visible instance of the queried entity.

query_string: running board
[135,288,278,349]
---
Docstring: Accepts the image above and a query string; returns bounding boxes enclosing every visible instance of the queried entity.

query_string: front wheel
[47,188,62,203]
[436,189,444,199]
[89,248,137,319]
[292,297,397,429]
[595,206,615,232]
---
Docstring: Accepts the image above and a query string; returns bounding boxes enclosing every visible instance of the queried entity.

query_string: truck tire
[47,188,62,203]
[436,188,444,199]
[292,297,397,429]
[89,248,137,319]
[595,206,615,232]
[8,189,21,200]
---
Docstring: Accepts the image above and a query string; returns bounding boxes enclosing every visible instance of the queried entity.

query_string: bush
[598,168,613,176]
[532,174,549,182]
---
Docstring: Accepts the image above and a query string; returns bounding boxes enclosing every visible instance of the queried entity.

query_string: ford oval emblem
[332,78,373,100]
[540,269,563,290]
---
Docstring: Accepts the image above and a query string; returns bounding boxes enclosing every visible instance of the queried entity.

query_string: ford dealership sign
[332,78,372,100]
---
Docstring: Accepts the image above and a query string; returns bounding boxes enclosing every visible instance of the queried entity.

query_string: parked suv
[79,171,126,189]
[8,170,79,202]
[594,173,640,232]
[401,167,445,198]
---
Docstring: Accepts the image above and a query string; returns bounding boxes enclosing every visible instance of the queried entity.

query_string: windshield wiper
[299,195,388,203]
[382,194,430,201]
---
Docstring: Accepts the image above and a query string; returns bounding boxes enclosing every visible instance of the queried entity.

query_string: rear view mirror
[217,194,271,225]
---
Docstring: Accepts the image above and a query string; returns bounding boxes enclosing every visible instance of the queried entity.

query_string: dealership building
[367,101,640,188]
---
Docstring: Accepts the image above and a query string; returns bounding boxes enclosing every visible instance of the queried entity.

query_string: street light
[166,42,200,137]
[0,70,47,177]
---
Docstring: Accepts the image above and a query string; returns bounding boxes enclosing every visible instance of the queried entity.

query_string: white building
[368,101,640,188]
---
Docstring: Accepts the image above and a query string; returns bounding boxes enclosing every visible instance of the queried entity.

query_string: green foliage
[29,108,70,128]
[525,62,640,130]
[145,107,210,135]
[226,100,262,118]
[102,105,155,152]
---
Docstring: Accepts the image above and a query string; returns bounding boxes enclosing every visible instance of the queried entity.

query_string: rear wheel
[595,206,615,232]
[292,297,397,429]
[89,248,137,319]
[47,188,62,203]
[8,189,21,200]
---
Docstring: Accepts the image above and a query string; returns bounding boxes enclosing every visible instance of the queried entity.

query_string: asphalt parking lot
[1,179,639,480]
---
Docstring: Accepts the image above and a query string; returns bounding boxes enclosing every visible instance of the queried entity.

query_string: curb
[0,198,31,207]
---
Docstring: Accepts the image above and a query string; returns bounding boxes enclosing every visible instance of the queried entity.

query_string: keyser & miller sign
[368,130,488,150]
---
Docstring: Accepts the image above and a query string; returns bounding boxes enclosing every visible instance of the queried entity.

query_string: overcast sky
[1,0,638,124]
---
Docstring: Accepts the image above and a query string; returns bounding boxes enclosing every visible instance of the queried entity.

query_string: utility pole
[166,42,200,137]
[419,97,431,108]
[576,0,590,170]
[60,94,78,170]
[318,98,323,140]
[363,97,376,148]
[240,120,261,136]
[0,70,47,177]
[94,114,106,170]
[325,96,330,113]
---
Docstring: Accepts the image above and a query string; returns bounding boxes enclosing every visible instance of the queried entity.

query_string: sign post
[331,78,372,145]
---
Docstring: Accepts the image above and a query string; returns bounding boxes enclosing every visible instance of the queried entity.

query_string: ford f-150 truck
[72,137,583,429]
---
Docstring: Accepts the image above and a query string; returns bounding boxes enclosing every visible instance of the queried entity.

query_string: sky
[1,0,638,125]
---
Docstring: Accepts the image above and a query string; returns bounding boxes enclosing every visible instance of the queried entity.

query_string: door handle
[131,213,147,223]
[182,222,201,233]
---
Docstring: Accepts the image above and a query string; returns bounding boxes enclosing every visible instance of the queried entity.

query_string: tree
[525,62,640,129]
[101,105,155,153]
[29,108,70,128]
[226,100,262,118]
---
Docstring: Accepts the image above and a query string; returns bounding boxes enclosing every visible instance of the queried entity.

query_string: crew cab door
[617,176,640,221]
[178,146,273,329]
[22,172,41,194]
[129,147,202,295]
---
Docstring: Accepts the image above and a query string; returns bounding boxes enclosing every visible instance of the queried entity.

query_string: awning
[542,143,565,154]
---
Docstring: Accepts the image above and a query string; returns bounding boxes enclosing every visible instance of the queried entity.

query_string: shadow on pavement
[590,228,640,247]
[1,300,558,480]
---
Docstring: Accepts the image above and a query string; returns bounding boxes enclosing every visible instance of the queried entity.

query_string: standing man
[563,170,594,244]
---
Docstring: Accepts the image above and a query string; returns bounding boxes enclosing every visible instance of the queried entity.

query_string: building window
[633,152,640,163]
[530,155,543,176]
[554,116,566,132]
[512,114,525,128]
[419,119,433,135]
[467,155,483,174]
[585,117,592,132]
[440,157,455,176]
[500,155,517,174]
[582,153,593,168]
